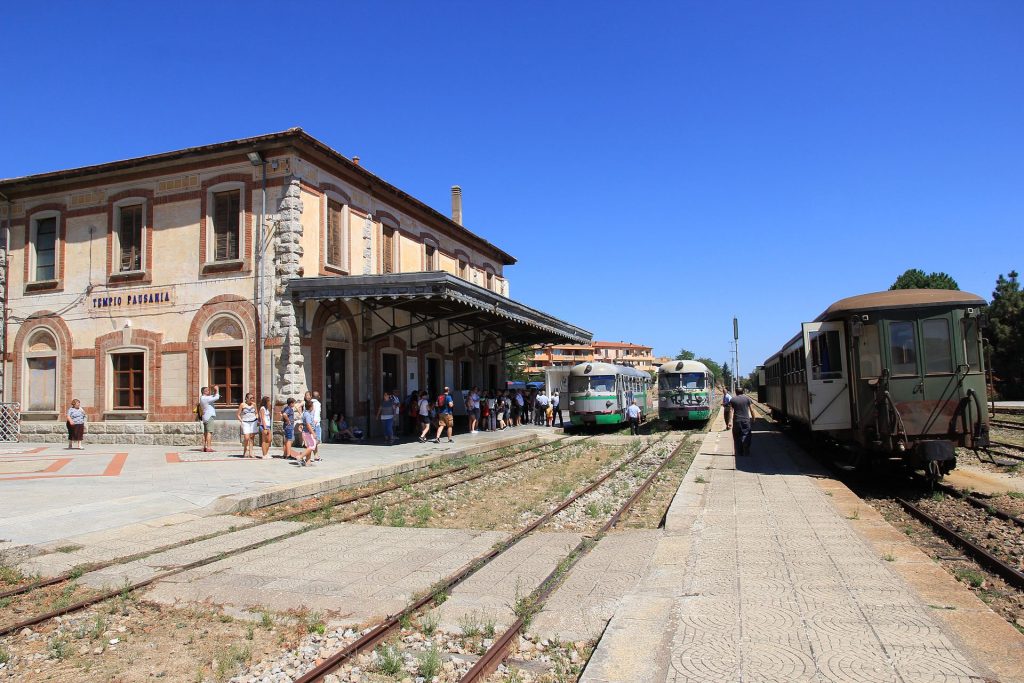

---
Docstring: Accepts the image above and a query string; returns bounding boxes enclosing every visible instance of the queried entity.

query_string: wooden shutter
[327,200,343,267]
[213,190,240,261]
[119,205,142,271]
[382,226,394,274]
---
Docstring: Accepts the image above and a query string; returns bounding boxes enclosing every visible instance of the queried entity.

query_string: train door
[801,322,852,430]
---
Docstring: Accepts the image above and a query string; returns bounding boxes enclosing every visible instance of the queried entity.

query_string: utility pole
[733,317,740,394]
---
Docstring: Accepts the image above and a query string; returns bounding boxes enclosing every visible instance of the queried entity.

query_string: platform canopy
[287,272,592,353]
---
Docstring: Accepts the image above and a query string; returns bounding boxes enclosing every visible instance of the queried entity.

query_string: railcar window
[923,319,952,374]
[889,321,918,376]
[962,318,980,370]
[810,330,843,380]
[858,324,881,378]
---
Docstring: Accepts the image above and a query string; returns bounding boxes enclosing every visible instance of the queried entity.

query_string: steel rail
[460,437,691,682]
[933,482,1024,530]
[0,435,589,635]
[991,420,1024,431]
[291,433,673,683]
[0,434,557,602]
[896,497,1024,590]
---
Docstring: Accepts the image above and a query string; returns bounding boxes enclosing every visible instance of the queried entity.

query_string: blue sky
[3,1,1022,375]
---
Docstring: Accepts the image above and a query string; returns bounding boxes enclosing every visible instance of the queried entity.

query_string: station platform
[582,414,1024,683]
[0,427,550,554]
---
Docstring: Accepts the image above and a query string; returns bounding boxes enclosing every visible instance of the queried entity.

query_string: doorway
[382,352,400,396]
[325,347,347,422]
[426,357,440,399]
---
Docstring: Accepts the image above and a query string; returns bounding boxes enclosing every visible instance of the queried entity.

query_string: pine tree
[987,270,1024,398]
[890,268,959,290]
[675,349,695,360]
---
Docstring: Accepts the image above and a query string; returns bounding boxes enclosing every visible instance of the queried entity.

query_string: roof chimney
[352,156,360,166]
[451,185,462,225]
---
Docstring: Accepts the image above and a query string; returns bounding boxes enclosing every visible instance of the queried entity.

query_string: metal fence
[0,403,21,443]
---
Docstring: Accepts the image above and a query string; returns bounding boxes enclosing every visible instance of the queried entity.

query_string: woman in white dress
[237,393,259,458]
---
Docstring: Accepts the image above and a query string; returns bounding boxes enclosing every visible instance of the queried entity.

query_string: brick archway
[11,312,73,415]
[311,300,360,417]
[94,328,163,419]
[187,295,258,406]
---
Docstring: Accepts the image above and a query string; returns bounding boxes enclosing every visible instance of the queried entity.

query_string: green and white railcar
[568,362,653,426]
[658,360,715,423]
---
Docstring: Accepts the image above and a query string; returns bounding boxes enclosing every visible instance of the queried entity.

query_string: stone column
[271,177,305,402]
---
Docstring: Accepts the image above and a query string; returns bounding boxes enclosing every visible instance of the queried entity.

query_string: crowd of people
[62,384,566,456]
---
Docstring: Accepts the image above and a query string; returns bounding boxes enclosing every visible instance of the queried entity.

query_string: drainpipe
[0,190,10,405]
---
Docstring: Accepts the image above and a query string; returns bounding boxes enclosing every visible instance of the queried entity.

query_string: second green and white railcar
[658,360,716,423]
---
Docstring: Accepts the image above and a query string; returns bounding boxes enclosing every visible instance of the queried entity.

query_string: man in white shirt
[199,385,220,452]
[551,391,563,427]
[535,393,549,425]
[625,399,642,436]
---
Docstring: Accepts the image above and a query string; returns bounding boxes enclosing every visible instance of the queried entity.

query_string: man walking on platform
[722,387,733,431]
[435,386,455,443]
[729,387,754,456]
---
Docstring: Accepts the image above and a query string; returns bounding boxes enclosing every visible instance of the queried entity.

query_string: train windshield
[659,373,706,390]
[570,375,617,393]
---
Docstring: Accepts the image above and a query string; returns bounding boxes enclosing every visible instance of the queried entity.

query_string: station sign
[90,286,175,312]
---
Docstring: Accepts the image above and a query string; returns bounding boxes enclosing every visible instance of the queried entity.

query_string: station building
[0,129,590,441]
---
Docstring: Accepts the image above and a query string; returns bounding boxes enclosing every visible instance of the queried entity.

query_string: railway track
[991,419,1024,432]
[0,434,595,635]
[288,432,680,683]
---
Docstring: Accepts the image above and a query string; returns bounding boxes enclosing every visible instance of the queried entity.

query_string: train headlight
[569,400,575,407]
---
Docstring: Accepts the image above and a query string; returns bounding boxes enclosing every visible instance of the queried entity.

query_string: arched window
[204,315,246,406]
[24,329,58,412]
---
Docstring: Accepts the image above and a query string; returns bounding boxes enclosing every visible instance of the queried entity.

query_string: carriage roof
[817,289,985,321]
[568,361,649,379]
[658,360,712,375]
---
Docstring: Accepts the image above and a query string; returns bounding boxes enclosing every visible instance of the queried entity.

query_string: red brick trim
[320,183,351,203]
[105,189,155,287]
[198,174,254,278]
[186,295,258,405]
[71,349,98,359]
[311,301,359,416]
[11,313,74,414]
[94,328,163,419]
[161,342,190,353]
[22,203,67,295]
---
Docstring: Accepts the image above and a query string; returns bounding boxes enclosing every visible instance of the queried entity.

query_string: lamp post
[247,151,267,398]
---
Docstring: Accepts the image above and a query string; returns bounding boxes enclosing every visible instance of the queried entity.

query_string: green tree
[505,347,531,382]
[675,349,695,360]
[695,357,722,382]
[720,361,733,389]
[987,270,1024,398]
[890,268,960,290]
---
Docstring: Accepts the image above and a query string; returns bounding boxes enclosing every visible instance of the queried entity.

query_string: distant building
[527,340,657,374]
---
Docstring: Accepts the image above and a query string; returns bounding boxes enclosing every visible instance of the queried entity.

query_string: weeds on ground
[213,644,251,681]
[1006,491,1024,500]
[371,502,387,525]
[930,491,946,502]
[420,610,439,636]
[0,646,10,665]
[506,667,526,683]
[511,581,540,630]
[585,502,601,518]
[846,508,860,520]
[882,553,895,562]
[245,624,254,640]
[259,609,275,630]
[459,612,482,637]
[0,564,24,585]
[398,611,412,629]
[55,544,83,553]
[376,644,404,675]
[0,597,11,609]
[418,645,441,678]
[304,611,326,634]
[695,475,707,484]
[414,503,433,527]
[483,616,497,638]
[48,636,70,660]
[954,568,984,588]
[389,506,407,527]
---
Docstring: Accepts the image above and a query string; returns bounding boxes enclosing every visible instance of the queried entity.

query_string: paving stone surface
[436,531,581,633]
[0,429,543,548]
[76,520,307,590]
[583,417,996,683]
[143,524,507,624]
[18,514,252,577]
[531,529,660,642]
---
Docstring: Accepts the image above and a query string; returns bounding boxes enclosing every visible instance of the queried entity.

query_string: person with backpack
[417,390,432,443]
[435,386,455,444]
[280,397,297,460]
